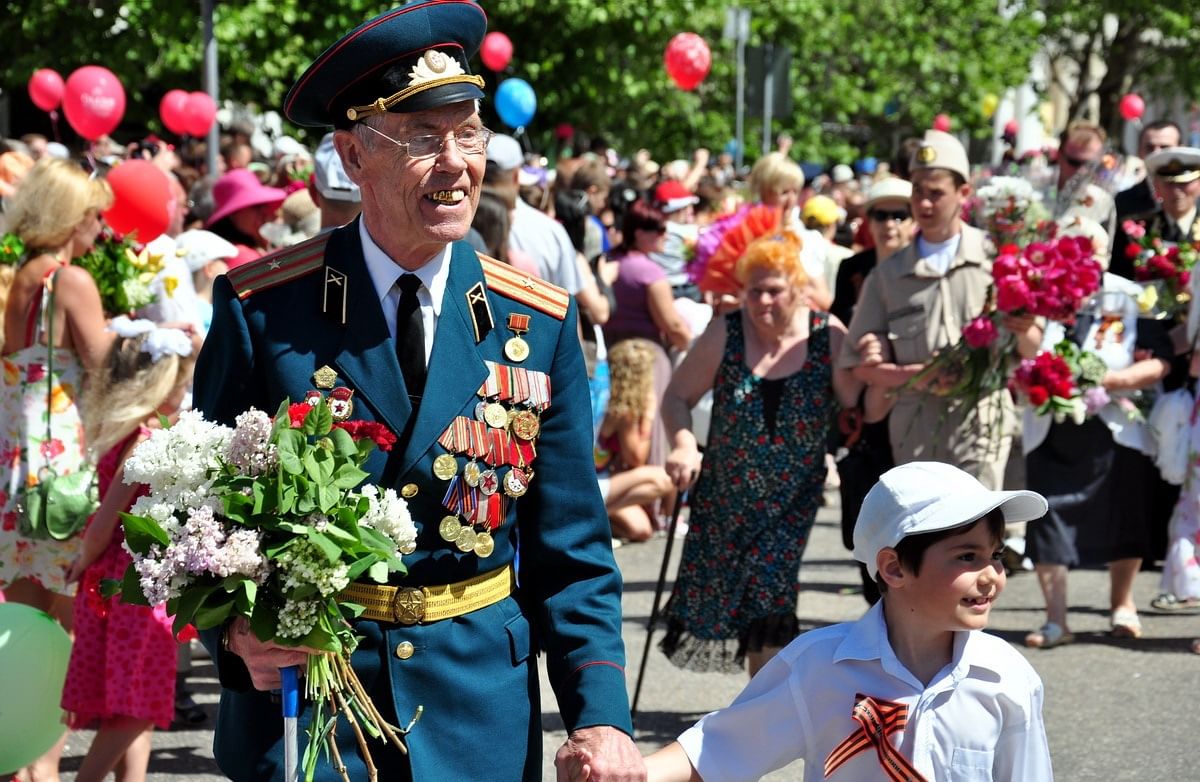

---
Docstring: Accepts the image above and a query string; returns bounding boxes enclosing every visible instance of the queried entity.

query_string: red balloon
[1119,93,1145,122]
[28,69,64,113]
[62,66,126,141]
[1003,119,1019,137]
[664,32,711,91]
[182,92,217,137]
[102,160,173,243]
[555,122,575,140]
[932,114,952,132]
[159,89,190,135]
[480,31,513,72]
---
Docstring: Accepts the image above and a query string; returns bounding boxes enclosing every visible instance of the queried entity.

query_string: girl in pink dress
[61,320,197,782]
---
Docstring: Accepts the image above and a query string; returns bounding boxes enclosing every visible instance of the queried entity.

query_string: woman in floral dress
[660,231,857,676]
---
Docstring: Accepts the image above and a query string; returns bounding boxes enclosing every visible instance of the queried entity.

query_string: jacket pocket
[886,306,927,366]
[504,610,531,665]
[950,747,994,780]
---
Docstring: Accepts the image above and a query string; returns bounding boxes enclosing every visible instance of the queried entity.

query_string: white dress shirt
[359,219,451,363]
[677,601,1052,782]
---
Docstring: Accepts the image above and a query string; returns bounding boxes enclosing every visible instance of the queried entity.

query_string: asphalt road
[60,490,1199,781]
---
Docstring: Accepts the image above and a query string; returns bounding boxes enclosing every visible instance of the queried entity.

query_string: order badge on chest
[434,360,550,559]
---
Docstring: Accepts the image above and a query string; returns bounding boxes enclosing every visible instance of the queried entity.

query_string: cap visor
[391,83,485,114]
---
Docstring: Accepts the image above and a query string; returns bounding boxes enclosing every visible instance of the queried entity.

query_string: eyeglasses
[1061,153,1095,169]
[359,123,493,160]
[868,208,911,223]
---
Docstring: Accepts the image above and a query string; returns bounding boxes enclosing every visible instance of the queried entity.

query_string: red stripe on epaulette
[228,234,331,300]
[479,254,569,320]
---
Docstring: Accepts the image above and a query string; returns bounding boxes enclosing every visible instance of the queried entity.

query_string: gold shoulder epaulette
[227,233,331,300]
[478,253,569,320]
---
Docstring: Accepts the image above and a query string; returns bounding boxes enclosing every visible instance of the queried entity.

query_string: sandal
[1111,609,1143,639]
[1025,622,1074,649]
[1150,593,1200,612]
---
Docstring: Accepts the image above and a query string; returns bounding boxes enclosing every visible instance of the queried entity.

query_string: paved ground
[59,490,1199,781]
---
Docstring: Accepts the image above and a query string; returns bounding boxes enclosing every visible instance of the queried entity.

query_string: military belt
[338,564,514,625]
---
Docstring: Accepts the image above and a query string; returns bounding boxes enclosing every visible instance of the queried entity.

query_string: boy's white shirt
[677,601,1052,782]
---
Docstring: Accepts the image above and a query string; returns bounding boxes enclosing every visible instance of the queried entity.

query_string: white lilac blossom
[226,409,278,476]
[123,410,232,508]
[356,484,417,552]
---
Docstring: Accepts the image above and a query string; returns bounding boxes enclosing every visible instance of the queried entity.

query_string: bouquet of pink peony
[111,401,416,781]
[1009,340,1109,423]
[1121,218,1197,320]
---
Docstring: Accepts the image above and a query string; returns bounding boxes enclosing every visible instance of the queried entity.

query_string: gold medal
[432,454,458,480]
[439,516,462,542]
[484,402,509,429]
[399,539,417,555]
[455,526,478,553]
[312,365,338,389]
[504,336,530,363]
[511,410,540,440]
[473,531,495,558]
[463,460,482,487]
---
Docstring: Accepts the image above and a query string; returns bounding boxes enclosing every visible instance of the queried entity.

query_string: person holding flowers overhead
[838,130,1042,490]
[191,2,640,780]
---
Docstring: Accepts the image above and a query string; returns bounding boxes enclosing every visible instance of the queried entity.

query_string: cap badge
[917,146,937,164]
[409,49,466,88]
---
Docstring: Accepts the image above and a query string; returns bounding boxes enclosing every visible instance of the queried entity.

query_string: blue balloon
[856,157,878,175]
[723,139,741,157]
[495,78,537,129]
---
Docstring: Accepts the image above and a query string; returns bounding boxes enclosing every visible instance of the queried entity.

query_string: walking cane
[630,489,688,725]
[281,666,300,782]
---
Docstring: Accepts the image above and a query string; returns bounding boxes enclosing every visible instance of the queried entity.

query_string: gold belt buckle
[392,587,426,625]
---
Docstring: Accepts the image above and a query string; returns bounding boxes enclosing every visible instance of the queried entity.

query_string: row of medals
[432,390,540,559]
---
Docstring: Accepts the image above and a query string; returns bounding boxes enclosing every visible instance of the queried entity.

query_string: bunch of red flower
[1122,219,1196,288]
[993,235,1102,321]
[1009,351,1076,408]
[287,403,397,451]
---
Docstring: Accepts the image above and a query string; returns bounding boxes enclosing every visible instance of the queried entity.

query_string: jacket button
[395,641,415,660]
[401,483,419,498]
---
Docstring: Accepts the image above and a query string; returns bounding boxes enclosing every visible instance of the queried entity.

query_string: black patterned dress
[660,310,834,673]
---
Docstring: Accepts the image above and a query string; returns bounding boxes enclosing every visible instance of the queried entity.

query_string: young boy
[644,461,1053,781]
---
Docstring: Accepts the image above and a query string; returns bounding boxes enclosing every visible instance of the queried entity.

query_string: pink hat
[205,168,287,227]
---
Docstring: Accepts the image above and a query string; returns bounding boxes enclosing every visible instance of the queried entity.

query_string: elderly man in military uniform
[192,2,642,780]
[838,130,1041,490]
[1113,146,1200,283]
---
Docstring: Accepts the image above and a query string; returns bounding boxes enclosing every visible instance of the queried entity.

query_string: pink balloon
[62,66,126,141]
[103,160,172,243]
[664,33,711,91]
[932,114,952,132]
[1004,119,1019,137]
[159,89,190,135]
[182,92,217,137]
[28,69,64,113]
[1119,93,1145,122]
[480,31,513,72]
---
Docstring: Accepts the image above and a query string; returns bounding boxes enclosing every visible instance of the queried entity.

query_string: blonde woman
[660,232,857,677]
[595,338,674,542]
[0,157,114,782]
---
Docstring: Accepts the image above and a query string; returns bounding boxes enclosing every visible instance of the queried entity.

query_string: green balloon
[0,603,71,774]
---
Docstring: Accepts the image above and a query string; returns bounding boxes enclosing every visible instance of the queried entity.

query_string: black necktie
[395,274,426,403]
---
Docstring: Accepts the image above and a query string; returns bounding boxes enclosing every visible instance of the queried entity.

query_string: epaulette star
[228,233,331,299]
[478,253,569,320]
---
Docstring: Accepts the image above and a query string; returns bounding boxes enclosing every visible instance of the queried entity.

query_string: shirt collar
[899,224,988,278]
[358,218,450,317]
[833,600,1003,689]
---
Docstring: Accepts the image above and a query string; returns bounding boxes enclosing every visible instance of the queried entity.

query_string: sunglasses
[1061,154,1094,169]
[868,208,911,223]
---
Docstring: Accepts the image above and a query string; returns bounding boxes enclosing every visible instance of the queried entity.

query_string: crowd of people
[0,2,1197,778]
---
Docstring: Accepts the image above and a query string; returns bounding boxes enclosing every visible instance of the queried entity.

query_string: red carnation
[1027,386,1049,406]
[288,403,312,428]
[333,420,397,452]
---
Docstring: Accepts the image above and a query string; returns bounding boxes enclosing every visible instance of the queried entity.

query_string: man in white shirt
[645,462,1053,781]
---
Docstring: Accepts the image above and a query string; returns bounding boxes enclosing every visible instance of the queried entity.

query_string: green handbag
[15,269,98,541]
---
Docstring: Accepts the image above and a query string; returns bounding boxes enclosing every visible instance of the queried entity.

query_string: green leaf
[303,401,332,436]
[276,428,305,475]
[120,513,169,555]
[332,464,369,490]
[329,426,358,460]
[306,530,343,563]
[367,560,391,583]
[250,596,279,642]
[295,623,340,653]
[194,599,235,628]
[174,583,220,629]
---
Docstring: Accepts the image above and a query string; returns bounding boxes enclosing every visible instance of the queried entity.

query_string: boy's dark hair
[875,508,1006,594]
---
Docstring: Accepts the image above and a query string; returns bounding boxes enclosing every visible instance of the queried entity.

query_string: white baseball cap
[853,462,1047,578]
[831,163,855,184]
[485,133,524,172]
[313,132,361,203]
[865,177,913,209]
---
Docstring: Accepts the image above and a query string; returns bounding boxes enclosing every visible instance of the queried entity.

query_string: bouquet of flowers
[112,401,416,781]
[1009,339,1109,423]
[904,235,1102,400]
[75,226,162,315]
[971,176,1052,247]
[1120,219,1197,320]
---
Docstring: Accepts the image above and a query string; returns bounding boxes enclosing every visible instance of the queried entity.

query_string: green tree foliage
[1038,1,1200,137]
[0,0,1145,164]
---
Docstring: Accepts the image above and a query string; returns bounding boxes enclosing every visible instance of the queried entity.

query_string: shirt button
[395,641,415,660]
[401,483,419,498]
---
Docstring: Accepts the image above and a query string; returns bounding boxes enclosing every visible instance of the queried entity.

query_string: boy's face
[910,169,969,236]
[900,520,1007,632]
